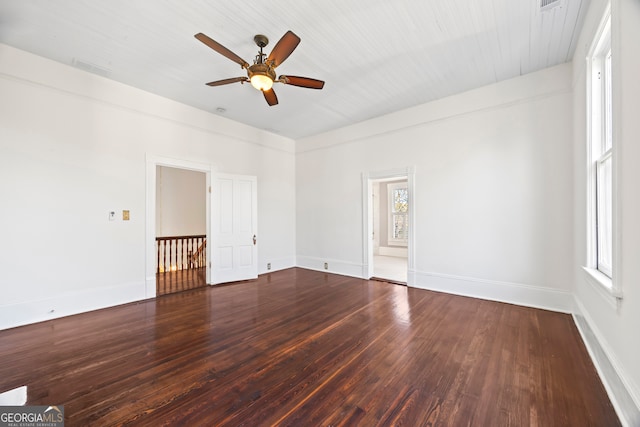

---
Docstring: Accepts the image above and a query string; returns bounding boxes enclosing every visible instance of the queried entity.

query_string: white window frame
[387,182,408,247]
[584,6,621,300]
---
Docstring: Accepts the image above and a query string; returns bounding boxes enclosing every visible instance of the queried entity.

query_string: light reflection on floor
[391,285,411,325]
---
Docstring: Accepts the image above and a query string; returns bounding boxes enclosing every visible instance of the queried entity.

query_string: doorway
[362,168,415,285]
[145,156,212,299]
[145,157,260,298]
[155,165,207,295]
[372,178,408,282]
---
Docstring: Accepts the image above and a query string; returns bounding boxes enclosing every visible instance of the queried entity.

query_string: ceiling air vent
[71,58,112,77]
[540,0,564,12]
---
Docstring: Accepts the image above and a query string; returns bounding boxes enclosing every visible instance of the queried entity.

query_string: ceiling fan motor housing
[248,63,276,81]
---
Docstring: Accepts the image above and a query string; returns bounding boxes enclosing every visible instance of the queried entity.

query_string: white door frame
[145,154,214,298]
[362,167,416,285]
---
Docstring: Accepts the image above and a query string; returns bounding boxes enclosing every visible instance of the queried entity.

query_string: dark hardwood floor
[0,268,619,426]
[156,266,207,296]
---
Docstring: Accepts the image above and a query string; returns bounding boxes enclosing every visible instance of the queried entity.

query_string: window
[388,182,408,246]
[588,12,613,279]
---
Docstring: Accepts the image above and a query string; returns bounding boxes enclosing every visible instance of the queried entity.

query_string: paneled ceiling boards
[0,0,587,138]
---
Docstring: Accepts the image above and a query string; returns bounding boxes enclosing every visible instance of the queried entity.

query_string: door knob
[253,235,257,245]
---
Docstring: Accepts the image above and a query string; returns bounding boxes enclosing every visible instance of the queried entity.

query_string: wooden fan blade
[267,31,301,68]
[195,33,249,68]
[280,75,325,89]
[262,88,278,106]
[206,77,248,87]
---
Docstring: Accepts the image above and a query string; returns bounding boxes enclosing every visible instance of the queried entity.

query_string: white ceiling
[0,0,588,139]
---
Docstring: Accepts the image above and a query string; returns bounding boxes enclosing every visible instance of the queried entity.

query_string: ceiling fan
[194,31,325,106]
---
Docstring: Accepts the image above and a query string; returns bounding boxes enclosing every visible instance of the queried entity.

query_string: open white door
[211,174,258,284]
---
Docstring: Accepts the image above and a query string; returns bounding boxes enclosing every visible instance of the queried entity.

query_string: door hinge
[208,186,211,193]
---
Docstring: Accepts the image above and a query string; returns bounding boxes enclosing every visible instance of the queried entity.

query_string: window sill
[581,267,623,307]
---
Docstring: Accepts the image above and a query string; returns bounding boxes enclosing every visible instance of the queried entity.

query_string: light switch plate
[109,211,116,221]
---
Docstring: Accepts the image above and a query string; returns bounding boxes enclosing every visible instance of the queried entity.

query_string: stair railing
[156,235,206,273]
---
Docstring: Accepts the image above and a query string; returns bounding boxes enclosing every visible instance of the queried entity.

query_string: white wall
[0,44,296,330]
[571,0,640,424]
[156,166,206,237]
[296,63,575,312]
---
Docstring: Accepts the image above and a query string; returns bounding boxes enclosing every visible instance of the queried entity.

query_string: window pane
[604,50,613,152]
[393,188,408,213]
[597,155,612,276]
[393,214,408,240]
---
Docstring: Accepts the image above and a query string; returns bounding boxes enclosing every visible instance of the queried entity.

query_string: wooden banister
[156,235,206,274]
[191,239,207,267]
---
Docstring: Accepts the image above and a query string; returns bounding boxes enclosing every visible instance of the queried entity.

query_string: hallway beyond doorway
[373,255,407,283]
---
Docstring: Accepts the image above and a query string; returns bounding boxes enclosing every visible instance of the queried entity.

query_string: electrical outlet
[122,210,130,221]
[324,262,328,270]
[267,263,271,270]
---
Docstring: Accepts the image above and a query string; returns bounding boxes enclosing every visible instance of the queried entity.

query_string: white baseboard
[412,270,573,313]
[259,256,296,275]
[145,276,156,298]
[296,256,364,279]
[0,281,147,331]
[294,259,573,314]
[573,298,640,427]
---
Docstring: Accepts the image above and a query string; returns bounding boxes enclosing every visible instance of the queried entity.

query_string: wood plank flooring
[0,268,619,426]
[156,267,207,296]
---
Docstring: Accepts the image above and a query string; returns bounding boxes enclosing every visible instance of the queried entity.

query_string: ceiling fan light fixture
[250,74,273,91]
[248,63,276,92]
